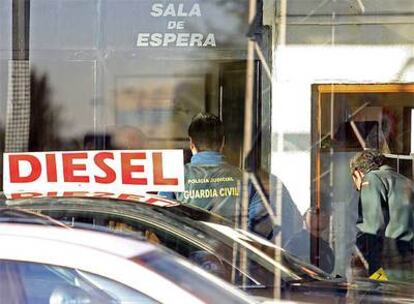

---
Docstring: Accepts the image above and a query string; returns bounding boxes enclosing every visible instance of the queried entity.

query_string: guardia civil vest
[175,152,242,222]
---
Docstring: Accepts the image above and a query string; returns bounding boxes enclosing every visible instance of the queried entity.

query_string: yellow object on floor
[369,268,388,281]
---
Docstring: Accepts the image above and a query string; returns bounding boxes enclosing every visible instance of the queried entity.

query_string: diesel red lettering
[46,154,58,182]
[10,192,42,199]
[146,196,175,206]
[121,152,147,185]
[9,155,41,183]
[118,193,146,201]
[62,153,89,183]
[152,152,178,186]
[94,152,116,183]
[92,192,116,198]
[62,191,89,197]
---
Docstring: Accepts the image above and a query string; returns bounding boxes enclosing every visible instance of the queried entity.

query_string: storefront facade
[1,0,414,294]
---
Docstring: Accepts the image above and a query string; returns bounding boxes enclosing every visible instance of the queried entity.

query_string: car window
[0,260,159,304]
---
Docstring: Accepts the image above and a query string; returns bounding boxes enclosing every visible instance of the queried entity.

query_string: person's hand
[352,170,364,191]
[145,230,161,244]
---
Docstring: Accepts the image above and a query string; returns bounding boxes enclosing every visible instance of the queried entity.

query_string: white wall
[271,45,414,214]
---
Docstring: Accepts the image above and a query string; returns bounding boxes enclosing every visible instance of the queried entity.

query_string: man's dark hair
[349,150,385,174]
[188,113,224,152]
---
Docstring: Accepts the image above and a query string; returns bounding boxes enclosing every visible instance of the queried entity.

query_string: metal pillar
[5,0,31,152]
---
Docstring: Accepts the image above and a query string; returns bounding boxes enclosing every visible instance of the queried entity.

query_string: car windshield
[0,196,333,294]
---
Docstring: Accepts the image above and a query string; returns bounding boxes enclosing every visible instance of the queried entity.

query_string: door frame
[311,83,414,208]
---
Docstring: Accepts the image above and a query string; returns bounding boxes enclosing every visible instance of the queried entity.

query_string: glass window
[273,0,414,284]
[19,0,261,156]
[3,0,414,301]
[1,0,273,252]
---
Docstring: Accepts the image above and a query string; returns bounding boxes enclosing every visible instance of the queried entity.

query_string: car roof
[0,223,256,304]
[0,193,231,225]
[0,222,153,258]
[2,191,179,207]
[0,223,205,304]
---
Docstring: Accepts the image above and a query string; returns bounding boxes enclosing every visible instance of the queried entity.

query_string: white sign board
[3,150,184,195]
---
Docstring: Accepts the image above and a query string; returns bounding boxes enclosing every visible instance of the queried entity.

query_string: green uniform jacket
[159,151,251,224]
[357,165,414,279]
[176,161,242,222]
[358,165,414,242]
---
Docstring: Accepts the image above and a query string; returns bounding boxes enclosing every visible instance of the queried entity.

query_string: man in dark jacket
[350,150,414,282]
